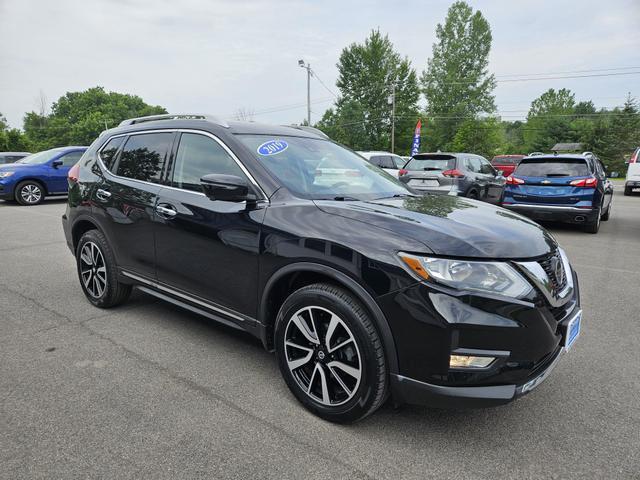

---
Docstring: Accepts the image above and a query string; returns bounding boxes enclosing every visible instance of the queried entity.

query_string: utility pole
[298,59,312,125]
[389,83,396,154]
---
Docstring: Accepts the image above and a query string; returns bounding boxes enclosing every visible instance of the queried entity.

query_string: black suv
[63,115,582,423]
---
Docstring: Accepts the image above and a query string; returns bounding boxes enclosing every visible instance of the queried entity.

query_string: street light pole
[298,59,312,125]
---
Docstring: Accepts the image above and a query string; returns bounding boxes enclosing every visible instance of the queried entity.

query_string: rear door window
[515,159,590,177]
[464,157,482,173]
[115,133,173,183]
[369,155,385,168]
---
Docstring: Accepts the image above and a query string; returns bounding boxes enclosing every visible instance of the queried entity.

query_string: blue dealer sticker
[257,139,288,156]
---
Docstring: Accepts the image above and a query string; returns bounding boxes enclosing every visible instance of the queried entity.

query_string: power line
[493,65,640,78]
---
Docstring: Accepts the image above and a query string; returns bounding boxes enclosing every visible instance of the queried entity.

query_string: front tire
[601,201,611,221]
[76,229,131,308]
[275,283,387,423]
[624,186,632,196]
[15,180,45,205]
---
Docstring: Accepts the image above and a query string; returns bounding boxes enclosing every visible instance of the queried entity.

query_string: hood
[0,162,38,170]
[314,195,557,259]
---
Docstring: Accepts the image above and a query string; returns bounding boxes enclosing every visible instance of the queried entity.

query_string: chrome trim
[96,129,268,202]
[118,114,229,128]
[515,248,574,308]
[503,204,593,212]
[121,270,247,322]
[519,348,565,394]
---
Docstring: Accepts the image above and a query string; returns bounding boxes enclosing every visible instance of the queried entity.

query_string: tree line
[1,1,638,174]
[316,1,639,173]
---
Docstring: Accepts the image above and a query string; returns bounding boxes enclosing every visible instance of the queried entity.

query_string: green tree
[450,117,505,158]
[420,1,496,149]
[524,88,576,151]
[0,112,33,152]
[23,87,167,150]
[316,30,420,153]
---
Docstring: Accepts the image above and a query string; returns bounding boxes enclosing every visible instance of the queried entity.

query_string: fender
[259,262,399,375]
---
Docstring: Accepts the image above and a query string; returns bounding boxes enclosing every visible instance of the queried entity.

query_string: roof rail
[582,151,595,157]
[285,124,330,139]
[528,151,545,156]
[118,114,229,128]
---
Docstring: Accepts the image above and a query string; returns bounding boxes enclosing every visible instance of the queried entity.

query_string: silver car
[398,153,505,203]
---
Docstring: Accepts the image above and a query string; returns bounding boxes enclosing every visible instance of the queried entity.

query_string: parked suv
[0,147,87,205]
[357,151,406,178]
[398,153,505,203]
[63,115,581,423]
[0,152,31,164]
[502,153,613,233]
[624,147,640,195]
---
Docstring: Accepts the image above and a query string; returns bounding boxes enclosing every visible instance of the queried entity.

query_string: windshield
[405,156,455,171]
[515,159,590,177]
[235,135,412,200]
[17,149,60,165]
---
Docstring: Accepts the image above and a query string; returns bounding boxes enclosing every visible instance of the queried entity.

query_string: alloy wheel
[284,306,362,406]
[21,184,42,204]
[79,242,108,298]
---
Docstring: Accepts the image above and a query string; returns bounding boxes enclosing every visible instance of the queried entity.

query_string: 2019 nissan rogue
[62,114,582,423]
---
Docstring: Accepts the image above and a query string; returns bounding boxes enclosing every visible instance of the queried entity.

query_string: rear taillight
[442,169,465,178]
[68,162,80,184]
[506,176,525,185]
[630,150,638,163]
[570,177,597,187]
[398,169,408,176]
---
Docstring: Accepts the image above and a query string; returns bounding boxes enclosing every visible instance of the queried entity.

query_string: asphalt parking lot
[1,189,639,480]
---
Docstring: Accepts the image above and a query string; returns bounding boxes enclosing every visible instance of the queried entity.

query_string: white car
[624,148,640,196]
[357,151,407,178]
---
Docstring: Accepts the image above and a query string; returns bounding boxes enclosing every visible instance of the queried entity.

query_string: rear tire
[15,180,45,206]
[274,283,387,423]
[584,208,601,234]
[76,229,131,308]
[466,189,479,200]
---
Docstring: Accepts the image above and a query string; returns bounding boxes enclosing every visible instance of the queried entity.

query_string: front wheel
[275,283,387,423]
[15,180,45,205]
[601,201,611,221]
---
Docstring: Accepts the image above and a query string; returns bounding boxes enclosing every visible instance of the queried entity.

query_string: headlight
[399,253,532,298]
[0,171,15,178]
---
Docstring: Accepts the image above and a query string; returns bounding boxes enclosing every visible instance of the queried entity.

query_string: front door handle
[96,188,111,200]
[156,204,177,218]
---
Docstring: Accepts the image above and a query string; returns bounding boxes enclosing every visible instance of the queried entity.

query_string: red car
[491,154,525,176]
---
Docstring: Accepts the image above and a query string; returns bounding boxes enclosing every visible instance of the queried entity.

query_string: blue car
[0,146,87,205]
[501,152,613,233]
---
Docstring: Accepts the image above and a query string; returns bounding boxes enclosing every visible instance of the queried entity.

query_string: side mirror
[52,159,63,168]
[200,174,256,203]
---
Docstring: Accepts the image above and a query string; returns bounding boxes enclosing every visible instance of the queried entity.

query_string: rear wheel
[275,283,387,423]
[76,229,131,308]
[584,208,601,234]
[466,189,479,200]
[601,201,611,221]
[15,180,45,205]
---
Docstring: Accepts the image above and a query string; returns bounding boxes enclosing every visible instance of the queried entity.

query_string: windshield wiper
[423,167,442,171]
[332,195,360,201]
[374,193,419,200]
[545,173,570,177]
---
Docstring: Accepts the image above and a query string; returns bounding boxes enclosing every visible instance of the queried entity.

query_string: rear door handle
[156,204,177,218]
[96,188,111,200]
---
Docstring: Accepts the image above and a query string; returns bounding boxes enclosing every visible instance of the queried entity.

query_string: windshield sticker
[257,139,288,156]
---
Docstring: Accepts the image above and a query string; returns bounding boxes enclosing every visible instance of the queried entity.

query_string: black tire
[15,180,45,205]
[466,189,479,200]
[275,283,387,423]
[76,229,131,308]
[584,208,601,234]
[601,201,611,221]
[624,187,632,196]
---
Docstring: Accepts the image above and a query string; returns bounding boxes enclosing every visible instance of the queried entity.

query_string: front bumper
[381,265,581,408]
[0,182,15,200]
[501,203,598,224]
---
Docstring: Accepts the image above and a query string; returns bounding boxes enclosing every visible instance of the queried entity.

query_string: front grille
[538,251,568,295]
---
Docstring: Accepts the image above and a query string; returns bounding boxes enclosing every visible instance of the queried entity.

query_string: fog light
[449,355,495,369]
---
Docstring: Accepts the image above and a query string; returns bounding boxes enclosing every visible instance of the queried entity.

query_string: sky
[1,0,639,129]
